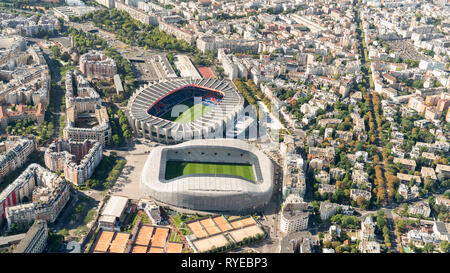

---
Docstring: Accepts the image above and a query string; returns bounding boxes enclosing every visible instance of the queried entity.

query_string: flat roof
[102,196,128,218]
[0,233,26,246]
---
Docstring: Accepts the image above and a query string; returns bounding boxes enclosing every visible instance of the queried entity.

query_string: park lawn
[169,231,182,243]
[160,99,212,123]
[165,161,255,182]
[170,213,183,228]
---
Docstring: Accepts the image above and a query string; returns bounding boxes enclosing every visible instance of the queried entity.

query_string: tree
[61,52,71,62]
[323,240,331,248]
[440,240,449,253]
[10,223,18,233]
[86,179,99,189]
[112,134,120,146]
[423,243,434,253]
[50,46,61,58]
[123,129,132,139]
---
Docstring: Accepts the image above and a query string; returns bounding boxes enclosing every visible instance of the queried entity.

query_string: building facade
[0,164,70,227]
[0,136,35,184]
[280,202,310,234]
[79,50,117,80]
[63,70,111,147]
[13,220,48,253]
[45,139,103,186]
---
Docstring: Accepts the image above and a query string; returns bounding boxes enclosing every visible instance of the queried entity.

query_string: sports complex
[126,78,244,144]
[140,139,274,213]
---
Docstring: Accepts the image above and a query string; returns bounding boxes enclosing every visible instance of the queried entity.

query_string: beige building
[0,136,35,184]
[79,50,117,80]
[45,139,103,186]
[63,70,111,147]
[393,157,417,171]
[0,164,70,227]
[280,201,310,234]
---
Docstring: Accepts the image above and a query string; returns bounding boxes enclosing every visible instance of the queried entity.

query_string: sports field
[160,99,212,123]
[165,161,256,182]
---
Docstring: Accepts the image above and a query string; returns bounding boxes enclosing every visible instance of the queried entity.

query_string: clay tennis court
[134,225,154,246]
[93,230,114,253]
[151,228,169,248]
[147,247,164,253]
[200,218,221,236]
[109,233,130,253]
[129,224,181,253]
[192,234,228,253]
[131,245,148,253]
[187,221,208,238]
[188,216,265,252]
[197,67,215,78]
[212,216,233,232]
[230,216,256,229]
[166,242,183,253]
[229,225,264,243]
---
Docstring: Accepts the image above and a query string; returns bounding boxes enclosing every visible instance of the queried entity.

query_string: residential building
[44,139,103,186]
[319,202,339,221]
[13,220,48,253]
[0,136,35,183]
[79,50,117,80]
[1,164,70,227]
[99,195,129,231]
[408,202,431,218]
[280,199,309,234]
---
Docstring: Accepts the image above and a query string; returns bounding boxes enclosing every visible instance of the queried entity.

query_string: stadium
[127,78,244,144]
[140,139,274,213]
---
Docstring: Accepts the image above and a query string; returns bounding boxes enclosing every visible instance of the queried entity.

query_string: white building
[280,198,309,234]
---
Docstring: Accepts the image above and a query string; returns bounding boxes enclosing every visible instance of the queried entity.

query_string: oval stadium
[140,139,274,213]
[127,78,244,144]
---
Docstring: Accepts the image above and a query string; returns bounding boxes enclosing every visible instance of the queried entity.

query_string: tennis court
[151,228,169,248]
[131,245,148,253]
[212,216,233,232]
[148,247,164,253]
[134,226,154,246]
[187,221,209,239]
[229,225,264,243]
[166,242,183,253]
[93,231,114,253]
[200,218,221,236]
[193,234,229,253]
[109,233,130,253]
[230,216,257,229]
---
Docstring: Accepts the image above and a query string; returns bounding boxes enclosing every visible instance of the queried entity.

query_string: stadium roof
[126,78,244,144]
[140,139,274,212]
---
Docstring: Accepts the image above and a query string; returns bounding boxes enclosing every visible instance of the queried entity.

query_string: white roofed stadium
[140,139,274,213]
[126,78,244,144]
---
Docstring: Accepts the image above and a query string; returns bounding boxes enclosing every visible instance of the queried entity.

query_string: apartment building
[45,139,103,186]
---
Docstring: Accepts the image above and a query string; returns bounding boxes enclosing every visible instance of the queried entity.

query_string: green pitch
[160,99,212,123]
[165,161,256,182]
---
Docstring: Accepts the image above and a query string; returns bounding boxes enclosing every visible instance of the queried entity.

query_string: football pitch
[165,161,256,182]
[160,99,212,123]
